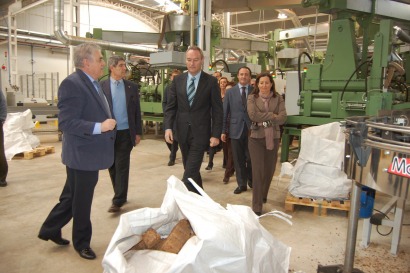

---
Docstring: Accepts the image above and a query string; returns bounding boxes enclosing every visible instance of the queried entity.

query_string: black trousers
[231,127,252,188]
[39,167,98,251]
[0,123,7,182]
[108,129,133,206]
[179,127,207,194]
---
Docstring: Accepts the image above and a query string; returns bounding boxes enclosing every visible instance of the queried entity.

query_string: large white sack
[289,159,351,199]
[298,122,345,168]
[4,109,40,160]
[103,175,291,273]
[287,122,352,199]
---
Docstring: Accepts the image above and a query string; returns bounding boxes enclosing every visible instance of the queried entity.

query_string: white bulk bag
[298,122,345,168]
[4,109,40,160]
[103,175,291,273]
[288,122,351,199]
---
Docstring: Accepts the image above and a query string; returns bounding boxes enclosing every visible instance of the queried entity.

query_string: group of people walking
[35,42,286,261]
[163,46,287,216]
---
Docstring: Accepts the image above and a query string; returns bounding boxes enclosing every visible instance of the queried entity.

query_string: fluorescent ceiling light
[278,13,287,19]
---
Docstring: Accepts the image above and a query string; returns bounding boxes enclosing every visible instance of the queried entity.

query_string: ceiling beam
[230,12,328,28]
[212,0,302,13]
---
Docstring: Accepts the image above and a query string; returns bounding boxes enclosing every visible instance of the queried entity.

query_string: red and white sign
[388,156,410,178]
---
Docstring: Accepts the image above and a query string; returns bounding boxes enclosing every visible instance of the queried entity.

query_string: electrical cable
[297,52,312,94]
[340,60,371,102]
[212,59,230,72]
[373,208,393,236]
[275,68,284,79]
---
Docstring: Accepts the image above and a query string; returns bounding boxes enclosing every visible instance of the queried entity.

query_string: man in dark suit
[162,69,181,166]
[221,66,253,194]
[38,43,117,260]
[0,89,7,187]
[164,46,223,194]
[101,55,142,213]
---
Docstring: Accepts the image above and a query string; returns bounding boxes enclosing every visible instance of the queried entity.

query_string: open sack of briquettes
[102,175,291,273]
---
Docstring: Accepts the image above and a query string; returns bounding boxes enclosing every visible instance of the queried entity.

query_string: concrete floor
[0,132,409,273]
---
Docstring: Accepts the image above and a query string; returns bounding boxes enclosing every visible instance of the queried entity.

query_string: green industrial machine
[280,0,410,162]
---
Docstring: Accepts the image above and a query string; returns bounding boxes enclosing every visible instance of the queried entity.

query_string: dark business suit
[39,69,116,251]
[164,71,223,192]
[101,78,142,206]
[162,84,179,162]
[0,89,7,185]
[222,84,253,189]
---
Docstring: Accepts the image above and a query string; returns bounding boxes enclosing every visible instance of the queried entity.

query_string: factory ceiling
[1,0,410,53]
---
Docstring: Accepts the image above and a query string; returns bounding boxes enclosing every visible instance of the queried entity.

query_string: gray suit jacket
[164,71,223,145]
[58,69,116,171]
[222,84,252,139]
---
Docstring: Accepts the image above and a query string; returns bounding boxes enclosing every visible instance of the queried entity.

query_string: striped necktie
[241,86,247,107]
[187,77,196,106]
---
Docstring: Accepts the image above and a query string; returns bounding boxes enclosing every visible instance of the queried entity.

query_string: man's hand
[210,137,220,147]
[135,135,141,145]
[165,129,173,144]
[101,119,116,132]
[221,133,227,143]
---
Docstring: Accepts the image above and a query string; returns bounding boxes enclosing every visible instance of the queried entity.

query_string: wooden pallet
[284,193,350,216]
[13,146,55,160]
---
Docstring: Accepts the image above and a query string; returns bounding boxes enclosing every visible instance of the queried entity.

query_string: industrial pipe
[53,0,159,55]
[394,26,410,44]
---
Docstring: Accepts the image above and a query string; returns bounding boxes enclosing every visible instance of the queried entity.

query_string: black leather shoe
[205,164,213,170]
[78,247,96,260]
[168,160,175,166]
[233,186,247,194]
[223,176,229,184]
[254,211,262,216]
[247,180,253,189]
[108,204,121,213]
[38,234,70,246]
[0,180,7,187]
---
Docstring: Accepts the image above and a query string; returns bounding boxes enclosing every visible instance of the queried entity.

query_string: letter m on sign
[387,156,410,178]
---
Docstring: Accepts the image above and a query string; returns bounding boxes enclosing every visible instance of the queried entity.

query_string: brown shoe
[223,176,229,184]
[108,204,121,213]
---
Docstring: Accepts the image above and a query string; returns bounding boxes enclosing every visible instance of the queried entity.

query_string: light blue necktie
[187,77,196,106]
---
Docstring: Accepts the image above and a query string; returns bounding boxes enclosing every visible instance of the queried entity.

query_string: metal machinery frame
[360,196,405,256]
[321,112,410,273]
[288,2,410,272]
[280,0,410,162]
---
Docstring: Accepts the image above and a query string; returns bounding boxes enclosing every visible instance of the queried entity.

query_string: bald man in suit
[164,46,223,194]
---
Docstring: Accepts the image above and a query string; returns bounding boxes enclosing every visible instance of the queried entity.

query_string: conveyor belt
[7,106,59,117]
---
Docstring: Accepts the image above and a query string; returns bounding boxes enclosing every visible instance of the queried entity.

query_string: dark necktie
[241,86,247,107]
[187,77,196,106]
[93,80,111,118]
